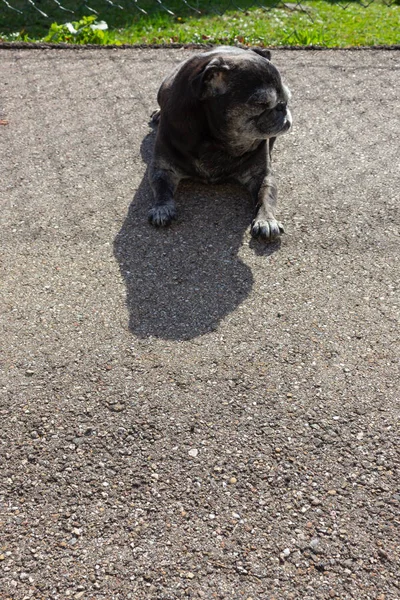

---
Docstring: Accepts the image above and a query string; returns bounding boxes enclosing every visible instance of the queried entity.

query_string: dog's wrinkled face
[241,80,292,138]
[193,50,292,152]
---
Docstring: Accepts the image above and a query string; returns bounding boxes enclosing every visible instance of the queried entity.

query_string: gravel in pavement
[0,47,399,599]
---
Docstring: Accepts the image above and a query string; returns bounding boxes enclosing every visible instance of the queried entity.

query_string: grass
[0,0,399,47]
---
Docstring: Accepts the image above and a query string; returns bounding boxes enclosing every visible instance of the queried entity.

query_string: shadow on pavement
[114,130,279,341]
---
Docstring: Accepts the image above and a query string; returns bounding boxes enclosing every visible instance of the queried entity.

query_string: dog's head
[190,47,292,147]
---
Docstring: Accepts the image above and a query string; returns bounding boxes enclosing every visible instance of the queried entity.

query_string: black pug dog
[148,46,292,242]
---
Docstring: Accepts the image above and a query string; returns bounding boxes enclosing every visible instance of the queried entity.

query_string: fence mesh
[0,0,399,40]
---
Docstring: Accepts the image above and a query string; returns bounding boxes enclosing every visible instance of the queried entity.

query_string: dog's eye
[254,102,272,111]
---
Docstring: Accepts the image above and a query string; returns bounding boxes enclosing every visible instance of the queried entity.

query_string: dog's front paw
[251,218,284,242]
[148,204,177,227]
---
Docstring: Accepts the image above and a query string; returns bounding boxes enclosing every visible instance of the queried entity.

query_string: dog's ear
[249,47,272,62]
[191,57,231,99]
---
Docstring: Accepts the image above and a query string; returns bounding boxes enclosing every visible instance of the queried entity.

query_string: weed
[44,15,110,44]
[285,28,327,45]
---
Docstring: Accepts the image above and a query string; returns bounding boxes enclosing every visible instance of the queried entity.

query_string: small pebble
[229,477,237,484]
[282,548,291,557]
[310,538,320,551]
[188,449,198,458]
[310,497,321,506]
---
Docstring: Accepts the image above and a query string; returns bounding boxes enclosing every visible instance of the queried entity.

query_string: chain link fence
[1,0,399,41]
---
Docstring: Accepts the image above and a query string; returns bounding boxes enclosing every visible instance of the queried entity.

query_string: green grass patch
[1,0,399,47]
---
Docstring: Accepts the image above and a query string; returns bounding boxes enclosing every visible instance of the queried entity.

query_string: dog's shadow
[113,131,279,341]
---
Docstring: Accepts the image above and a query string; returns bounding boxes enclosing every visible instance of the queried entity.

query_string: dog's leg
[239,172,284,242]
[239,161,284,243]
[237,140,283,243]
[250,170,284,242]
[148,166,180,227]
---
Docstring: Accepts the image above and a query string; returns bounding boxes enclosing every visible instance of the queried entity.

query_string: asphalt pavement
[0,47,399,600]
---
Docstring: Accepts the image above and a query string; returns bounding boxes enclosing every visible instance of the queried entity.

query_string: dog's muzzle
[256,104,292,137]
[273,106,292,136]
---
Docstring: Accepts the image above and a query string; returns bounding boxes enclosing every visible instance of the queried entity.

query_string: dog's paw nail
[251,218,283,242]
[251,222,261,238]
[148,205,176,227]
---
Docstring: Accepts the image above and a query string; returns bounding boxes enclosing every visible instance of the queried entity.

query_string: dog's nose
[276,102,287,113]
